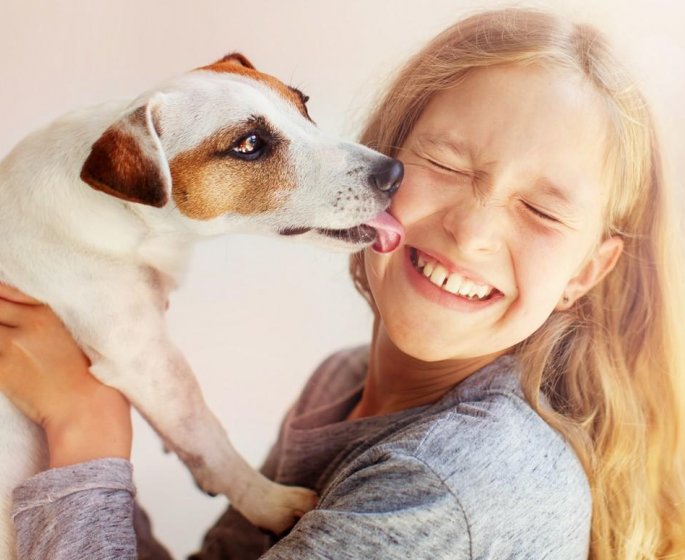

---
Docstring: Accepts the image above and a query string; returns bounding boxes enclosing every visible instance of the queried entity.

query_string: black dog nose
[369,158,403,195]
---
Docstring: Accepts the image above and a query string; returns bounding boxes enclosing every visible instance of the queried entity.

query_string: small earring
[562,295,570,304]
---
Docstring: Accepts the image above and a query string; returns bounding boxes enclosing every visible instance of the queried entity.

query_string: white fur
[0,65,395,556]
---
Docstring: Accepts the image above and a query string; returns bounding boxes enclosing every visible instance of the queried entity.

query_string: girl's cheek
[363,248,388,293]
[392,167,462,224]
[513,236,580,309]
[391,174,424,221]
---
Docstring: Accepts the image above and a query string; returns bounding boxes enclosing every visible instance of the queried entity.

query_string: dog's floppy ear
[216,52,255,69]
[80,96,170,207]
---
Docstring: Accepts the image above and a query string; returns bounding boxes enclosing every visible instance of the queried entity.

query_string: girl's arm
[12,458,138,559]
[0,283,265,560]
[0,283,137,558]
[0,283,132,467]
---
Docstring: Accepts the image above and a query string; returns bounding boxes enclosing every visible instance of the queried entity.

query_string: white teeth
[443,274,463,295]
[459,280,475,297]
[413,249,494,300]
[476,285,490,299]
[429,264,448,288]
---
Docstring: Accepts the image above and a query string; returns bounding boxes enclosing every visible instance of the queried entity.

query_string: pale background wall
[1,0,682,556]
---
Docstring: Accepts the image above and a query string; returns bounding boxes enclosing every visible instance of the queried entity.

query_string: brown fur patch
[214,52,255,69]
[169,124,294,220]
[197,54,311,121]
[81,108,168,207]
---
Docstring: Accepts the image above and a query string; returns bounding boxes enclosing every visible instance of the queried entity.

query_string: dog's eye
[230,133,268,161]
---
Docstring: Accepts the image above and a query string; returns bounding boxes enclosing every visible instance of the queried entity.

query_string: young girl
[1,7,683,559]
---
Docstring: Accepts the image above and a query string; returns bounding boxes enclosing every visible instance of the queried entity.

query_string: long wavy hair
[350,8,685,559]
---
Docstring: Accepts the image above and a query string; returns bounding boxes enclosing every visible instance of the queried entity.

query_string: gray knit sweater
[11,347,591,559]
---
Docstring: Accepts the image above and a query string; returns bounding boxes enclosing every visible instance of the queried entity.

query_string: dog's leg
[71,293,316,535]
[93,348,316,534]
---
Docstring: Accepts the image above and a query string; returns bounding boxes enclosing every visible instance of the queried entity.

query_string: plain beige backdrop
[1,0,683,556]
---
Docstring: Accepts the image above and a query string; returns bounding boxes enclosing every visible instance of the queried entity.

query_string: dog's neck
[119,203,196,287]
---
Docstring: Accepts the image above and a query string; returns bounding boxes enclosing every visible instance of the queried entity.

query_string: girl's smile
[403,246,505,312]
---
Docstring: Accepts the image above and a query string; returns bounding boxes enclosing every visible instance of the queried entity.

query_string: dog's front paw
[247,483,319,535]
[173,440,318,533]
[192,465,318,534]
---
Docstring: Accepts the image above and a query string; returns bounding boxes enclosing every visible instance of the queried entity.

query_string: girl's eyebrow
[534,178,577,209]
[415,134,474,160]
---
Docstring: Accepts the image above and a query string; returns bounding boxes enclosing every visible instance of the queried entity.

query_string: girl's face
[365,64,623,362]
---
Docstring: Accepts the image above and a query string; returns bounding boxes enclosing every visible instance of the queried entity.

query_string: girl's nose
[441,199,503,255]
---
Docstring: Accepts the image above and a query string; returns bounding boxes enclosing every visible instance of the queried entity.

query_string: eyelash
[522,202,559,223]
[427,158,471,177]
[422,154,561,225]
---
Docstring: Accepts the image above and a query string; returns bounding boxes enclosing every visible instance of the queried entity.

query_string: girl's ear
[557,236,624,310]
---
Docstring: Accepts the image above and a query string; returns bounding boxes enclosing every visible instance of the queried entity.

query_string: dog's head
[80,53,404,252]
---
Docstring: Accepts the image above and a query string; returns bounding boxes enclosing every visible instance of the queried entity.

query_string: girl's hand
[0,283,132,468]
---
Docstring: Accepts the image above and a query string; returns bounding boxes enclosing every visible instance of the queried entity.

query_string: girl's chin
[378,312,474,362]
[382,321,515,365]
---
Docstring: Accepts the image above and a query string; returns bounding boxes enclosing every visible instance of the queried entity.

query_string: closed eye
[522,201,560,223]
[426,158,472,177]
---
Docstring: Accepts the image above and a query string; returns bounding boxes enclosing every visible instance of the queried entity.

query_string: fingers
[0,297,25,327]
[0,284,49,328]
[0,283,43,305]
[0,324,16,349]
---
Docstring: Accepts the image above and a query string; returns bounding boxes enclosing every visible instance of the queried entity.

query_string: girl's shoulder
[284,349,591,557]
[296,347,591,516]
[404,355,588,498]
[338,354,591,555]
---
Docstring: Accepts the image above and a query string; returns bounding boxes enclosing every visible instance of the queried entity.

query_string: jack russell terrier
[0,52,405,556]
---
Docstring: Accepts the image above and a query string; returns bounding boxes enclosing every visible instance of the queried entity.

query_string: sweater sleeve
[262,450,471,560]
[9,404,291,560]
[11,458,137,560]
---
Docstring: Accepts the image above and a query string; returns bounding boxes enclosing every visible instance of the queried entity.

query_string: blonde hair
[351,8,685,559]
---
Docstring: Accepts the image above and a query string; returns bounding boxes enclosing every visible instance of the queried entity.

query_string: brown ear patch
[81,108,168,207]
[169,125,295,220]
[214,52,255,69]
[197,54,312,122]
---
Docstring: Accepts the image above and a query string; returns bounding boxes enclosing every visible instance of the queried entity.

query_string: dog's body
[0,54,403,556]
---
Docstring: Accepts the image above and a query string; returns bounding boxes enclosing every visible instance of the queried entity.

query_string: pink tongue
[364,211,405,254]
